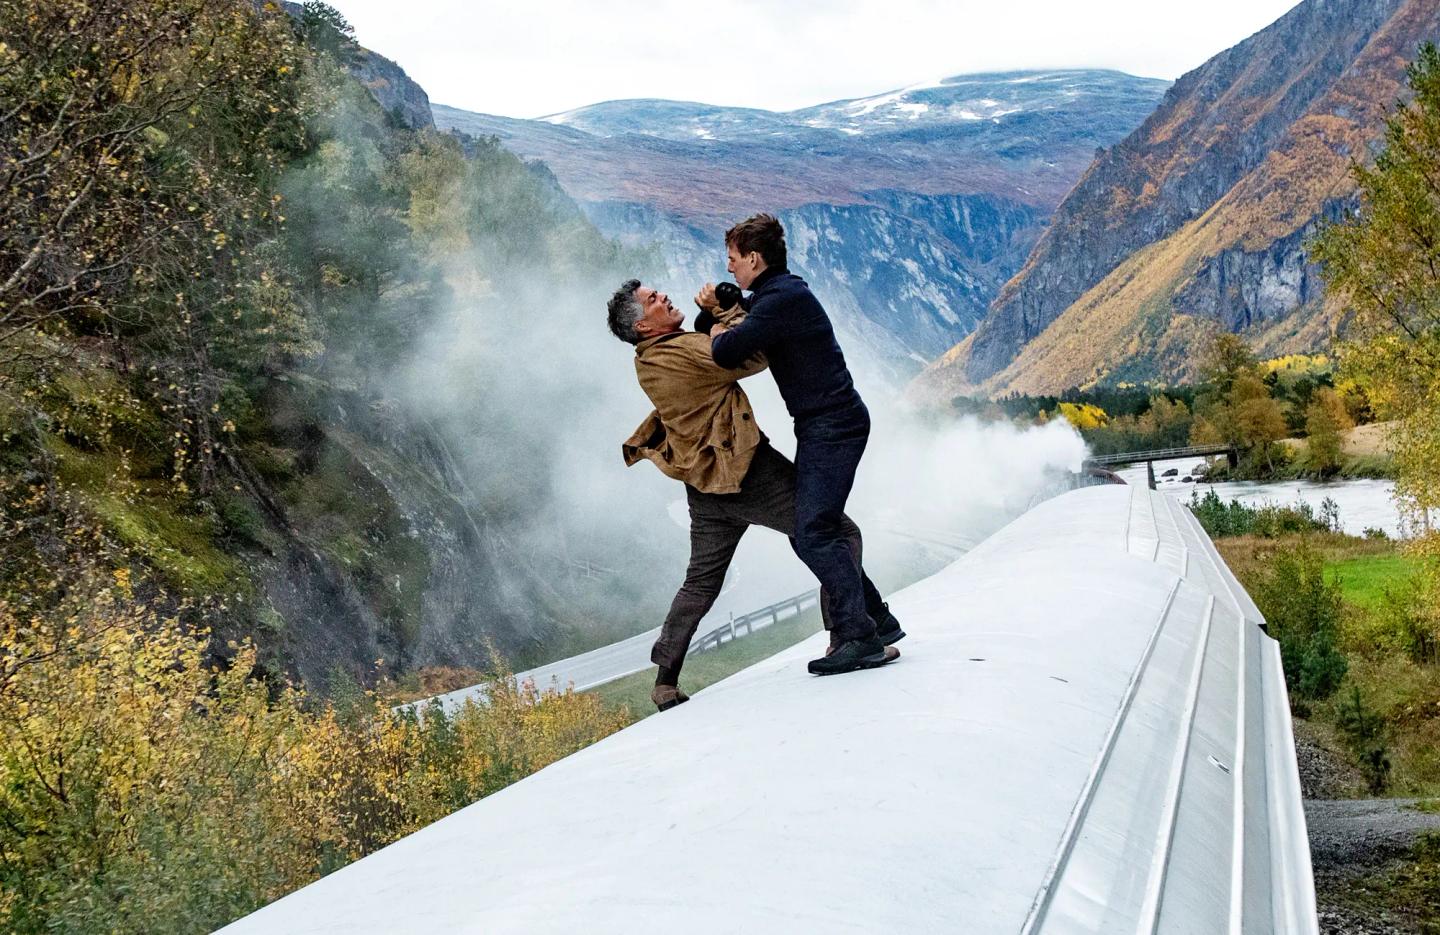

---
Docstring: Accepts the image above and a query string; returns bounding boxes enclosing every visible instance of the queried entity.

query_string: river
[1113,457,1411,538]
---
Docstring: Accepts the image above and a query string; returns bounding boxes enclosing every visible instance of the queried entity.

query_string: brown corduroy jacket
[622,304,767,494]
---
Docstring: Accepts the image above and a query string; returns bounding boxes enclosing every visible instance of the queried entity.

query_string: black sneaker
[873,604,906,645]
[808,637,891,676]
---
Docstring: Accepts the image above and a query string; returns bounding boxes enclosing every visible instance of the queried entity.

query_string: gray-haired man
[607,279,902,712]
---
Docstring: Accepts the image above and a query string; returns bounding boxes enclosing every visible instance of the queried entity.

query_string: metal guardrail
[688,524,992,655]
[1084,444,1236,467]
[401,588,825,715]
[408,527,988,710]
[687,589,820,656]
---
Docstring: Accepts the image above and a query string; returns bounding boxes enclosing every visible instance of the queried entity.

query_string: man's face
[633,285,684,339]
[727,244,765,289]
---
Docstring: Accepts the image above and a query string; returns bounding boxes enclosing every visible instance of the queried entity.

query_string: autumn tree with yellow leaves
[1303,387,1354,476]
[1314,42,1440,628]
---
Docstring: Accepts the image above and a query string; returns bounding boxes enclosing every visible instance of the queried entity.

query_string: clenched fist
[694,282,719,312]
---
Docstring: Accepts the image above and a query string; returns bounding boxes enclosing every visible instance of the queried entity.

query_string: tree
[1231,374,1289,472]
[1192,332,1259,449]
[1198,332,1258,397]
[1313,42,1440,542]
[1054,401,1108,431]
[1304,387,1353,475]
[298,2,358,62]
[1135,395,1192,448]
[0,0,314,491]
[1190,360,1289,474]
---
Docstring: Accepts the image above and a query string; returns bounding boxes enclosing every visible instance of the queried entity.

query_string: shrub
[1319,496,1342,533]
[1335,684,1392,793]
[1384,579,1440,665]
[1392,833,1440,931]
[1187,489,1334,538]
[1252,541,1348,700]
[0,575,628,933]
[1342,564,1440,664]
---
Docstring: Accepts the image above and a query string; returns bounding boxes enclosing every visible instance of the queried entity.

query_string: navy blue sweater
[710,267,863,421]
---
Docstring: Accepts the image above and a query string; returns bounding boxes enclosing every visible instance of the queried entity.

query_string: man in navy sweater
[709,214,904,676]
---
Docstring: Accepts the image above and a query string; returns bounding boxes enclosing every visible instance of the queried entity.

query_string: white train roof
[219,484,1317,934]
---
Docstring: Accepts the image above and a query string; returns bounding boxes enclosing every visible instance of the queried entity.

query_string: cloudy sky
[330,0,1305,119]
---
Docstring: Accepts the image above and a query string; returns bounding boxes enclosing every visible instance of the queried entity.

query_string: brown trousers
[650,444,886,671]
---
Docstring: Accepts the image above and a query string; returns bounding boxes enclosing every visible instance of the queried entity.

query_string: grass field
[1216,530,1440,798]
[1326,553,1419,610]
[586,606,825,722]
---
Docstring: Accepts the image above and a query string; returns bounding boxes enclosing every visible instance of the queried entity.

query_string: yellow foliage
[1055,401,1109,430]
[0,577,628,933]
[1262,353,1330,374]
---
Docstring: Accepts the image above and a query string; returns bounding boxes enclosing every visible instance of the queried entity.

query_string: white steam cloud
[389,219,1088,661]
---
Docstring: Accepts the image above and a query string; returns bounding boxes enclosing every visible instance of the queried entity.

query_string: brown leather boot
[651,685,690,711]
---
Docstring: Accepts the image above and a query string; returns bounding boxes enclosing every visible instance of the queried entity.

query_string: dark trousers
[651,444,885,672]
[793,402,873,642]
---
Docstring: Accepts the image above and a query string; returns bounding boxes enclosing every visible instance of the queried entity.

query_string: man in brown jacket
[607,279,902,711]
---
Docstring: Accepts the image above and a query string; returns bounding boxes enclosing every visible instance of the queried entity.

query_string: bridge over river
[1086,444,1239,489]
[222,484,1317,934]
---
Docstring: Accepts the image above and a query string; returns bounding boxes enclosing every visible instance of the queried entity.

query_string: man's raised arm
[694,284,767,377]
[710,299,778,369]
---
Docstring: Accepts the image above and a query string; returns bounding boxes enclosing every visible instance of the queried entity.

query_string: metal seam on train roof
[1142,594,1217,933]
[1020,576,1184,935]
[1230,603,1248,933]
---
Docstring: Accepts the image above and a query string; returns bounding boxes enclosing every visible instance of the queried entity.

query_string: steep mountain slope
[434,71,1168,378]
[1,6,681,694]
[917,0,1440,398]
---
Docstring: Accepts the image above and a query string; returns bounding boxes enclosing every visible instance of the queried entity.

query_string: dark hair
[607,278,644,344]
[725,213,787,270]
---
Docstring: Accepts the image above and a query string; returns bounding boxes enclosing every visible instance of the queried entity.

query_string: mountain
[433,71,1169,380]
[2,4,690,695]
[350,46,434,130]
[485,71,1169,217]
[915,0,1440,399]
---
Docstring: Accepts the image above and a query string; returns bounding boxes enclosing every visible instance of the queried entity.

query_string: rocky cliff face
[1173,198,1353,335]
[583,193,1044,382]
[280,1,435,130]
[917,0,1432,398]
[349,47,434,130]
[785,194,1045,365]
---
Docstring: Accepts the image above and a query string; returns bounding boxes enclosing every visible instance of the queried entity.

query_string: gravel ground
[1294,718,1370,800]
[1307,799,1440,871]
[1306,799,1440,934]
[1296,719,1440,934]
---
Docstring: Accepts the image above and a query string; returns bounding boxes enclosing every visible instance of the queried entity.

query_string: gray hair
[607,279,644,344]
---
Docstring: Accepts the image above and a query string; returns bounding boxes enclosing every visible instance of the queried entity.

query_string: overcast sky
[329,0,1305,119]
